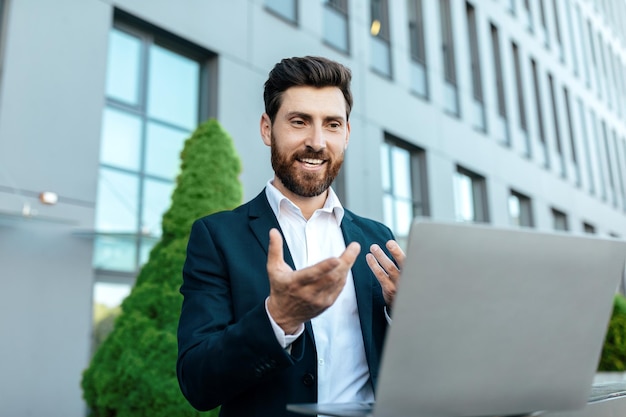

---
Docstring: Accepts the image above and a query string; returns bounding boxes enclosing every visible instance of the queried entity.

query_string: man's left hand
[366,240,405,309]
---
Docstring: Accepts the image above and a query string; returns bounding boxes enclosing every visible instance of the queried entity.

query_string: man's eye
[328,123,340,129]
[292,120,305,125]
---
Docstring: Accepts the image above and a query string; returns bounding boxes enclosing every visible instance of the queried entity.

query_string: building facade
[0,0,625,415]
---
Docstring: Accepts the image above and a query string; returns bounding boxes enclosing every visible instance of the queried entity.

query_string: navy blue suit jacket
[177,190,394,417]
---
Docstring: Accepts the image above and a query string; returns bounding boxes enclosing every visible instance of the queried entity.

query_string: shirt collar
[265,179,345,225]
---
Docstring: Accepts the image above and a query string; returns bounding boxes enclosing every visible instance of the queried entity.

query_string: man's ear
[260,113,272,146]
[344,120,351,150]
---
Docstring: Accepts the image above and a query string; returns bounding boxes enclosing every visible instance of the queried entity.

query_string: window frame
[94,12,213,274]
[381,133,430,239]
[454,165,490,223]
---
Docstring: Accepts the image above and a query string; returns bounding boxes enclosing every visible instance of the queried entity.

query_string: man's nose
[305,124,326,151]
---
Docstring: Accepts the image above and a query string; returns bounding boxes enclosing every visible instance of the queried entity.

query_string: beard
[271,137,344,198]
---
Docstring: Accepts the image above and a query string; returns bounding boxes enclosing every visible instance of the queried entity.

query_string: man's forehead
[279,86,347,115]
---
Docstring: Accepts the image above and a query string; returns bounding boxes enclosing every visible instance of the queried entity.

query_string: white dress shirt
[264,180,375,404]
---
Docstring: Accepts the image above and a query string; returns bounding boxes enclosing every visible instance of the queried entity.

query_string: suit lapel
[247,190,295,269]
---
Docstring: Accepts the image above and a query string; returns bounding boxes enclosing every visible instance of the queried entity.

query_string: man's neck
[272,178,328,220]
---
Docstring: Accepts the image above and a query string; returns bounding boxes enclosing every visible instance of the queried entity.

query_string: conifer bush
[82,119,243,417]
[598,294,626,372]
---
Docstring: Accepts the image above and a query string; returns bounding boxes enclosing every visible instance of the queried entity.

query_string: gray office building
[1,0,625,416]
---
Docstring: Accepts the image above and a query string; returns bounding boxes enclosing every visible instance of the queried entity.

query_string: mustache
[292,148,330,161]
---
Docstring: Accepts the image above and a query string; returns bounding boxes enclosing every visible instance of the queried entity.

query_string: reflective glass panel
[95,168,139,232]
[454,172,474,221]
[394,199,413,236]
[141,179,174,237]
[391,147,412,199]
[105,29,141,105]
[324,6,348,52]
[371,37,391,76]
[266,0,297,21]
[145,122,189,180]
[139,236,160,266]
[100,107,142,171]
[147,45,200,130]
[508,194,521,225]
[93,235,137,272]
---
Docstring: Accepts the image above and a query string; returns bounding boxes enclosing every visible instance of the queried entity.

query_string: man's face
[261,86,350,199]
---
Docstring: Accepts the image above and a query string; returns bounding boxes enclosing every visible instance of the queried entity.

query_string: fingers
[385,240,406,269]
[340,242,361,266]
[366,240,405,307]
[367,241,402,280]
[295,242,360,285]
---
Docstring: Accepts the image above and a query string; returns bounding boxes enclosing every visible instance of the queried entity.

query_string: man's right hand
[266,228,361,334]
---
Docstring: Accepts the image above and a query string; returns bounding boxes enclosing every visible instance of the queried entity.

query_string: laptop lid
[372,220,626,417]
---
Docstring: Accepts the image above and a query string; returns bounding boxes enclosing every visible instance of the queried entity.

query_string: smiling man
[176,56,405,417]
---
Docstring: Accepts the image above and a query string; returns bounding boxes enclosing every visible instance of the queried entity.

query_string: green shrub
[598,294,626,372]
[82,119,243,417]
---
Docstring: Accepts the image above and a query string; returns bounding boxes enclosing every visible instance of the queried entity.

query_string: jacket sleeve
[176,218,300,411]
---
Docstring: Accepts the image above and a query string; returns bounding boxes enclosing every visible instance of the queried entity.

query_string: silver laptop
[288,220,626,417]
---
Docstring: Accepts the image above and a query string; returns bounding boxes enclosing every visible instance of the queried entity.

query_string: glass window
[590,111,607,201]
[552,208,568,231]
[94,23,206,273]
[147,45,200,130]
[538,0,549,47]
[440,0,459,115]
[531,58,549,168]
[408,0,428,97]
[491,23,508,145]
[548,73,565,177]
[512,42,531,157]
[99,108,142,171]
[600,121,616,207]
[370,0,392,77]
[577,98,595,195]
[587,20,602,98]
[597,34,612,109]
[381,135,429,240]
[562,87,580,186]
[265,0,298,23]
[95,168,139,233]
[583,222,596,234]
[611,131,626,211]
[523,0,534,32]
[466,2,485,131]
[105,29,142,106]
[575,5,590,87]
[323,0,350,53]
[564,0,578,75]
[145,122,188,179]
[551,0,563,52]
[509,190,534,227]
[454,166,489,223]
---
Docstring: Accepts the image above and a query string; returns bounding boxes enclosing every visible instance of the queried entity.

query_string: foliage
[82,119,243,417]
[92,303,122,351]
[598,294,626,372]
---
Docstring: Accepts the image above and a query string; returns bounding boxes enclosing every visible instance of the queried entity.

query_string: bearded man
[177,56,405,417]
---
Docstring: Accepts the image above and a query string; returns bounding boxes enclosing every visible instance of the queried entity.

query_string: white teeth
[301,158,323,165]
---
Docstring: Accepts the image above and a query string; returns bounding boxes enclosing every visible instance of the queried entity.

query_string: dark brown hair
[263,56,353,122]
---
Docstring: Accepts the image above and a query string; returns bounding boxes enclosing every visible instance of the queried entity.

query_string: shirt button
[302,373,315,387]
[318,359,325,366]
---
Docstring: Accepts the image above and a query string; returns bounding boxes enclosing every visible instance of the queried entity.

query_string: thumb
[267,228,285,268]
